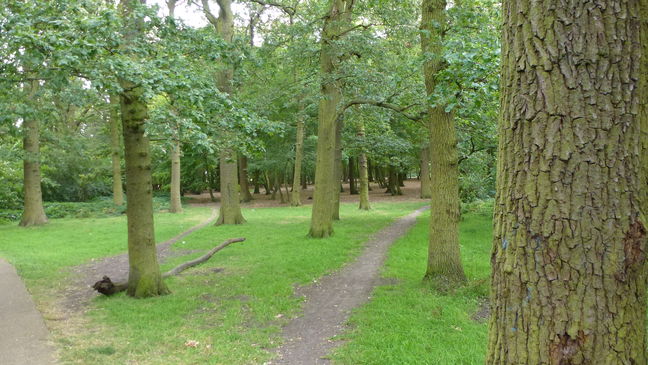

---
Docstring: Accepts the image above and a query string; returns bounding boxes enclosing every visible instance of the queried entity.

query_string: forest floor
[185,179,424,208]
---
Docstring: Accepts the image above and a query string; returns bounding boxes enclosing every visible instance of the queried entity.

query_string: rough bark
[420,145,431,199]
[119,0,169,298]
[109,94,124,207]
[216,149,246,225]
[421,0,466,286]
[19,80,48,227]
[487,1,647,363]
[291,114,305,206]
[309,0,355,238]
[238,154,253,202]
[169,138,183,213]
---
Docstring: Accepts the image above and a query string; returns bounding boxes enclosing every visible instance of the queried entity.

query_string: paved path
[273,206,429,364]
[0,258,55,365]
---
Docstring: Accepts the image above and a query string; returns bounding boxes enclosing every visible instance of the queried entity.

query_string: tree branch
[248,0,296,16]
[340,99,425,124]
[92,238,246,296]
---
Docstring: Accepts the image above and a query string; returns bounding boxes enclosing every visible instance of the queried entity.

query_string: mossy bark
[19,80,47,227]
[291,114,305,206]
[169,138,182,213]
[421,0,466,285]
[119,0,168,298]
[238,155,253,203]
[109,94,124,207]
[310,0,354,238]
[420,145,431,199]
[487,1,647,363]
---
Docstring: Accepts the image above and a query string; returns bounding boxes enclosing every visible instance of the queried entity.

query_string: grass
[330,209,493,365]
[0,201,426,364]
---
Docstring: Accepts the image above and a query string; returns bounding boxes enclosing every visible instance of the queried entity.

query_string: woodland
[0,0,647,364]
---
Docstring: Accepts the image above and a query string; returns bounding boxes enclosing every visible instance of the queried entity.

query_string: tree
[421,0,466,284]
[309,0,355,238]
[119,0,169,298]
[19,79,48,227]
[487,0,647,363]
[202,0,246,225]
[109,94,125,206]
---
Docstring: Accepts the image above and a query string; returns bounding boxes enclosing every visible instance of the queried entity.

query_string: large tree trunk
[119,0,168,298]
[420,145,431,199]
[487,1,647,363]
[309,0,354,238]
[238,154,253,202]
[169,138,182,213]
[19,80,47,227]
[421,0,466,286]
[203,0,245,224]
[109,94,124,207]
[216,149,246,225]
[291,114,305,206]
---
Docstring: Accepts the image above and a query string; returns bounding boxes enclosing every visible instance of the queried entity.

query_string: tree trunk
[216,149,246,225]
[238,154,253,202]
[310,0,354,238]
[358,153,370,210]
[169,138,182,213]
[109,94,124,207]
[291,114,305,206]
[420,145,431,199]
[349,156,358,195]
[19,80,47,227]
[421,0,466,286]
[203,0,244,224]
[333,118,343,220]
[487,1,647,363]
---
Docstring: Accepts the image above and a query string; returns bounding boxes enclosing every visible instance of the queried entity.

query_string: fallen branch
[92,238,246,296]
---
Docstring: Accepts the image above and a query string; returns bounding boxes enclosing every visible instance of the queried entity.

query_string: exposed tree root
[92,238,246,296]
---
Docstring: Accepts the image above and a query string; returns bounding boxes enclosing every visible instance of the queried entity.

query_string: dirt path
[0,259,56,364]
[272,206,428,364]
[62,208,218,312]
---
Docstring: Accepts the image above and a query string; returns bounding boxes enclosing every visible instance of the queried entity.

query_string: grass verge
[330,209,492,365]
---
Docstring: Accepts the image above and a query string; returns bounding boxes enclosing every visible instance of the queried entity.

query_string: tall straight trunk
[238,154,253,202]
[349,157,358,195]
[420,145,431,199]
[487,1,647,363]
[642,1,648,221]
[203,0,244,224]
[216,149,246,225]
[20,80,47,227]
[253,171,261,194]
[332,118,343,220]
[118,0,168,298]
[357,122,370,210]
[291,114,305,206]
[421,0,466,285]
[109,94,124,206]
[169,138,182,213]
[367,158,373,182]
[309,0,355,238]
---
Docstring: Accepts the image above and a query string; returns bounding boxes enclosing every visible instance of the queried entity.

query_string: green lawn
[0,201,426,364]
[331,209,492,365]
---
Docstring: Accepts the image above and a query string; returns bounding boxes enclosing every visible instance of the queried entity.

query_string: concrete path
[273,206,429,364]
[0,258,55,365]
